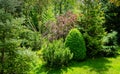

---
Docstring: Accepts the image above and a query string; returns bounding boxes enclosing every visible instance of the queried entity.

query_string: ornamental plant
[65,28,86,60]
[42,39,73,68]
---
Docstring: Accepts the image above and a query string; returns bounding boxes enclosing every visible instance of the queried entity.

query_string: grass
[36,51,120,74]
[65,56,120,74]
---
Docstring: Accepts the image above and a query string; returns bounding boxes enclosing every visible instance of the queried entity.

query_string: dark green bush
[101,0,120,44]
[101,31,118,56]
[65,28,86,61]
[42,39,73,68]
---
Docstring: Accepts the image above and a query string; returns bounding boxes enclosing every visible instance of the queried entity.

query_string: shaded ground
[36,54,120,74]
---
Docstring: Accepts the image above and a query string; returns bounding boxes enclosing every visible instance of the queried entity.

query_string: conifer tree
[79,0,106,57]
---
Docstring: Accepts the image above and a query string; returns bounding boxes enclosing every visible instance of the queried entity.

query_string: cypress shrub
[65,28,86,61]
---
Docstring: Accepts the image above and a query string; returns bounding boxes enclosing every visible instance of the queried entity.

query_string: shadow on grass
[36,57,112,74]
[36,64,72,74]
[69,57,112,73]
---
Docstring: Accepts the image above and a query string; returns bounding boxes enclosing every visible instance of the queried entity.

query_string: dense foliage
[109,0,120,6]
[102,31,118,56]
[46,11,77,41]
[101,0,120,44]
[5,49,39,74]
[0,0,40,73]
[78,0,106,57]
[65,28,86,60]
[42,39,73,67]
[0,0,120,73]
[0,12,39,74]
[20,29,42,50]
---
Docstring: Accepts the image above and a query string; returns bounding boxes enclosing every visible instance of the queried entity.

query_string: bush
[102,1,120,44]
[0,16,40,73]
[101,31,118,56]
[42,39,73,68]
[65,28,86,61]
[46,11,77,41]
[20,29,42,50]
[2,48,40,74]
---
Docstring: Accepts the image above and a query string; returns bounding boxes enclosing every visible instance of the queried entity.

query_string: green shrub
[65,28,86,61]
[20,29,42,50]
[42,39,73,68]
[101,31,118,56]
[0,16,40,73]
[102,1,120,44]
[5,49,40,74]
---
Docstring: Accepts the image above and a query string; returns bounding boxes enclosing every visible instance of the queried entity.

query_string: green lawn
[36,53,120,74]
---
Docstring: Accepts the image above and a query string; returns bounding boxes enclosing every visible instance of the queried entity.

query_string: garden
[0,0,120,74]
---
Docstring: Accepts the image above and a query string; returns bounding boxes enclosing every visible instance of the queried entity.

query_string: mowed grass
[37,53,120,74]
[65,56,120,74]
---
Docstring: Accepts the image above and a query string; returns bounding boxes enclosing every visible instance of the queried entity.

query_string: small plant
[65,28,86,61]
[42,39,73,68]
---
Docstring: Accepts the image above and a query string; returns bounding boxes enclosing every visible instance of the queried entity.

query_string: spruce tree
[0,0,24,73]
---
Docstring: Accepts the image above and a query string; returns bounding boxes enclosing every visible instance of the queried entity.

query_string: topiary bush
[42,39,73,68]
[65,28,86,61]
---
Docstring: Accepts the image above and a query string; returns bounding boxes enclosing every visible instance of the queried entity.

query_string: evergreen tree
[0,14,25,73]
[79,0,106,57]
[0,0,24,73]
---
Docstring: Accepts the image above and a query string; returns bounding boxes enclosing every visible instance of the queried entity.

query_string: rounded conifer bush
[65,28,86,60]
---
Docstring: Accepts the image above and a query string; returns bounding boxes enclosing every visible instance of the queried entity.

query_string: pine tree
[0,13,24,73]
[0,0,24,73]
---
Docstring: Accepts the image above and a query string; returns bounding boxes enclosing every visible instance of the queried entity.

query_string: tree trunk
[1,48,4,74]
[59,0,63,14]
[1,32,5,74]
